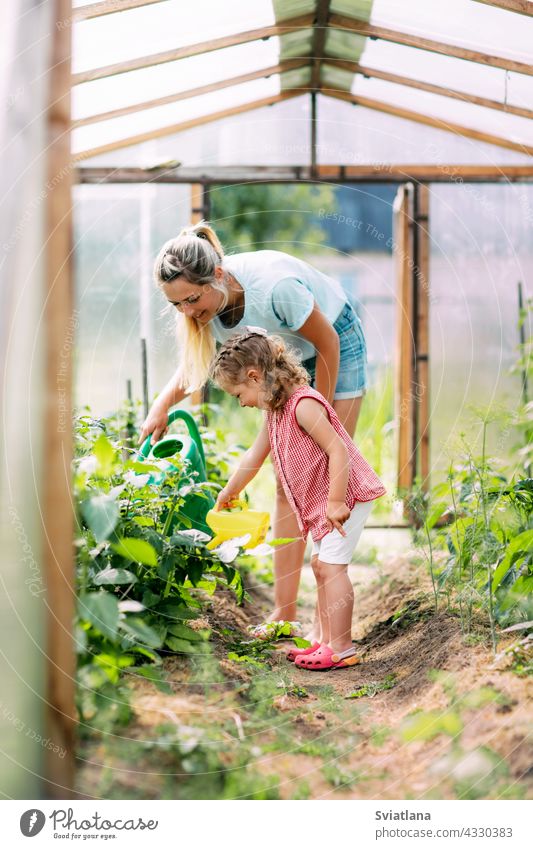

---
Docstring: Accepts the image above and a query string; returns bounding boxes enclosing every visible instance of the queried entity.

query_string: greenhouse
[1,0,532,811]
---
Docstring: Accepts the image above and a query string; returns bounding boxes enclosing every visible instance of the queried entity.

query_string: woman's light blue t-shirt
[211,250,347,360]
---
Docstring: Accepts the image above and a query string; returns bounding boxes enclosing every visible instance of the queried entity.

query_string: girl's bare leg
[318,560,354,653]
[311,555,329,645]
[269,477,306,622]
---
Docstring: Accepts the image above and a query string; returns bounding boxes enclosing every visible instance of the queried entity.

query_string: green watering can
[139,408,214,533]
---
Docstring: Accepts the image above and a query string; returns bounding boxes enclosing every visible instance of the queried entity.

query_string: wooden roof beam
[310,0,331,91]
[72,0,169,21]
[323,88,533,156]
[474,0,533,16]
[77,164,533,183]
[324,57,533,121]
[73,90,300,161]
[72,58,308,128]
[72,14,314,85]
[328,13,533,76]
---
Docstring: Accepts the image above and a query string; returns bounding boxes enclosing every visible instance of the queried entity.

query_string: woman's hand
[215,486,242,512]
[326,500,350,536]
[139,402,169,445]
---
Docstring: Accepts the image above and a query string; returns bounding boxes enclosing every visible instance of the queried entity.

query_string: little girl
[210,330,386,671]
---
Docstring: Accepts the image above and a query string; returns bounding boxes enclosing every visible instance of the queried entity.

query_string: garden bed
[75,539,533,801]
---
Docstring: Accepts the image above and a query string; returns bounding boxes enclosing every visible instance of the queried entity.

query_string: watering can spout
[205,500,270,550]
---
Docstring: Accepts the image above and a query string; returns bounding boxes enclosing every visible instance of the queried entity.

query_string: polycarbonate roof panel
[316,93,532,164]
[274,0,372,90]
[79,95,314,167]
[73,40,281,121]
[369,0,533,63]
[72,0,275,75]
[73,76,281,156]
[72,0,533,165]
[351,76,533,148]
[79,90,533,169]
[357,40,533,113]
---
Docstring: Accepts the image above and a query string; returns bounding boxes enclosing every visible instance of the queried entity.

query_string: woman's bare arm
[139,369,189,444]
[297,304,340,404]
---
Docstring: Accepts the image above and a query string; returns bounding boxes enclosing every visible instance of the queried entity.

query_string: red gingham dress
[267,385,386,541]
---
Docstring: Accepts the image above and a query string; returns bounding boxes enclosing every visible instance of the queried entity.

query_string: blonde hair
[210,331,309,412]
[153,220,228,391]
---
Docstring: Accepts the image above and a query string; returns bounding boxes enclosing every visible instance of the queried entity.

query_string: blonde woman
[140,221,368,640]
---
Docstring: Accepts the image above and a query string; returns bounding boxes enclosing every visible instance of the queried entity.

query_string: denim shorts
[302,301,368,400]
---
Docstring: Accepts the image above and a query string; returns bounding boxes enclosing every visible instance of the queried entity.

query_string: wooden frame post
[43,0,76,797]
[190,184,211,411]
[413,184,430,490]
[394,184,416,493]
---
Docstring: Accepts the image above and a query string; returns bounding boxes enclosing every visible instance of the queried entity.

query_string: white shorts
[311,500,374,565]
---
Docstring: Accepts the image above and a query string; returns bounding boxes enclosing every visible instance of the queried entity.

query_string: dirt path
[76,532,533,800]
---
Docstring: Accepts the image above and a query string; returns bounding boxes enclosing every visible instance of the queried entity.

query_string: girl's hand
[215,487,241,512]
[139,402,169,445]
[326,500,350,536]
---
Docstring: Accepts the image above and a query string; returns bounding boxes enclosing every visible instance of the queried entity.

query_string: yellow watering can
[205,500,270,551]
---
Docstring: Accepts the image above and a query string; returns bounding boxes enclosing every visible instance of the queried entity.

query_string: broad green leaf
[155,603,199,620]
[127,461,161,474]
[167,622,204,641]
[293,637,311,649]
[112,537,158,566]
[94,652,134,683]
[94,567,137,586]
[119,616,162,649]
[81,495,119,543]
[447,517,475,552]
[426,501,449,531]
[492,529,533,592]
[79,592,119,641]
[133,516,156,527]
[93,434,116,476]
[165,635,195,653]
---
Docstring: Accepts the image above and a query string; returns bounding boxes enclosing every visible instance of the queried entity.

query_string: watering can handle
[138,407,206,465]
[226,499,248,512]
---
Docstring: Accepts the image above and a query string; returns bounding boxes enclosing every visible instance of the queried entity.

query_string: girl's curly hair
[209,330,309,412]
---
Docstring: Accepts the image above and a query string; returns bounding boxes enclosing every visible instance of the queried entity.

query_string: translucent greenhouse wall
[429,183,533,478]
[0,0,50,798]
[74,184,190,415]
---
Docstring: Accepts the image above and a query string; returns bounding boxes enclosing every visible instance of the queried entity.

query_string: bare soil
[76,535,533,801]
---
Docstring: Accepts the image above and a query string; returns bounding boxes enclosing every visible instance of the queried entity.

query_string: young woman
[140,221,368,640]
[209,330,385,669]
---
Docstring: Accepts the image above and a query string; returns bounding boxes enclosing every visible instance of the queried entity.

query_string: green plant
[407,419,533,650]
[73,407,255,729]
[346,674,397,699]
